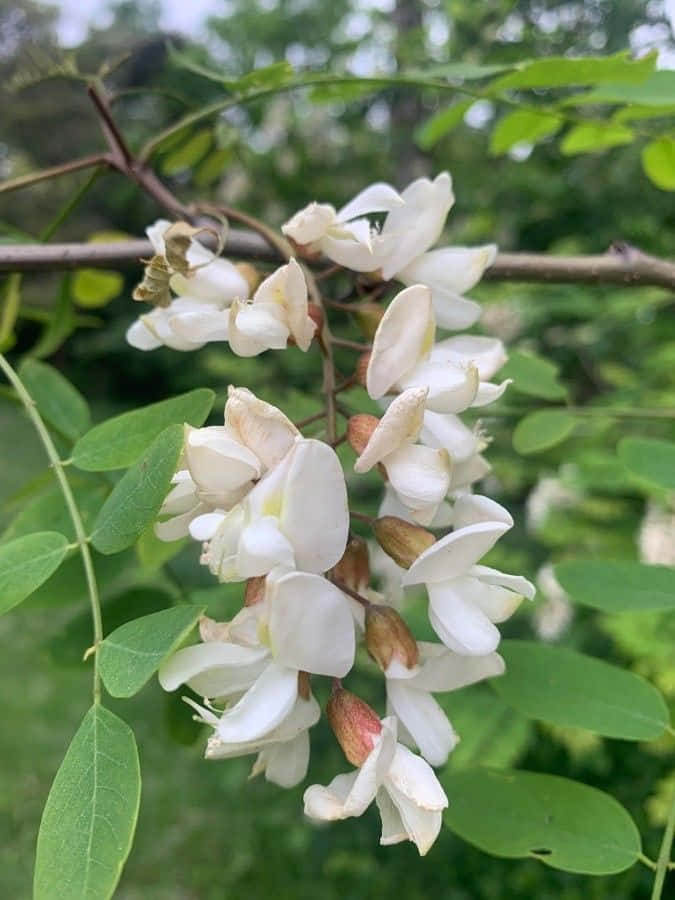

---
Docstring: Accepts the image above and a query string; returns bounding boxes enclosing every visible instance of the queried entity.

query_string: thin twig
[331,337,372,352]
[330,577,371,607]
[0,154,110,195]
[294,409,326,429]
[350,509,375,525]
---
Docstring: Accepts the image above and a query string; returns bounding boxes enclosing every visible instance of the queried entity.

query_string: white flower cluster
[143,172,534,856]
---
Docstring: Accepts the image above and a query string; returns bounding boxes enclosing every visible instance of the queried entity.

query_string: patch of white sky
[55,0,675,69]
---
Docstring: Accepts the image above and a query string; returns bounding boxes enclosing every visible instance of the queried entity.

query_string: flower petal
[410,642,505,692]
[427,578,502,655]
[258,730,311,788]
[367,285,434,399]
[354,387,428,473]
[403,521,510,586]
[282,202,336,245]
[337,182,403,222]
[216,661,298,743]
[225,385,299,470]
[158,642,269,696]
[126,317,163,351]
[399,360,480,414]
[384,444,450,525]
[170,257,249,305]
[376,788,408,845]
[432,334,506,381]
[421,411,480,463]
[472,379,512,407]
[472,564,536,600]
[452,494,514,529]
[237,516,296,577]
[386,683,458,767]
[398,244,497,297]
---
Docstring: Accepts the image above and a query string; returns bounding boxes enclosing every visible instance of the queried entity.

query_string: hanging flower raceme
[127,218,251,351]
[195,436,350,581]
[228,258,316,356]
[156,386,299,540]
[304,688,448,856]
[402,495,536,655]
[365,285,510,413]
[281,183,404,271]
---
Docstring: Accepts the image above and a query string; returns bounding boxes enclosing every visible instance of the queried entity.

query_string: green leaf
[415,100,473,149]
[429,62,514,81]
[229,61,294,93]
[443,769,641,874]
[500,350,567,400]
[555,559,675,613]
[161,129,213,175]
[34,705,140,900]
[562,70,675,107]
[71,269,124,308]
[488,50,656,91]
[136,525,185,571]
[0,531,68,615]
[513,410,578,454]
[560,122,634,156]
[99,604,204,697]
[441,686,531,769]
[618,436,675,489]
[72,388,214,471]
[18,358,90,441]
[489,110,561,155]
[194,147,234,187]
[641,138,675,191]
[91,425,184,555]
[492,640,668,741]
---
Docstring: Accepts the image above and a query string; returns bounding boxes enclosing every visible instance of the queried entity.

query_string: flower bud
[244,575,266,606]
[355,351,371,387]
[347,414,379,456]
[235,262,262,294]
[327,686,382,766]
[330,535,370,592]
[298,670,311,701]
[373,516,436,569]
[307,302,324,335]
[365,605,419,672]
[354,303,384,340]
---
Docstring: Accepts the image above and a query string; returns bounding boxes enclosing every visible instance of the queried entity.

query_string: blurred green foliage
[1,0,674,897]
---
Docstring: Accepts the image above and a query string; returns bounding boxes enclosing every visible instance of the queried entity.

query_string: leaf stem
[0,353,103,703]
[651,784,675,899]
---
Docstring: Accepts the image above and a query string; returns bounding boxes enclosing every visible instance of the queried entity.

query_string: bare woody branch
[1,233,674,290]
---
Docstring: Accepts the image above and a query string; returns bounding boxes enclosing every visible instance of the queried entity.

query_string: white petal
[267,571,355,676]
[403,521,510,586]
[354,387,428,473]
[386,742,449,810]
[282,202,336,245]
[155,508,199,542]
[384,444,450,524]
[318,232,381,271]
[472,564,536,600]
[170,257,249,305]
[185,426,262,495]
[280,439,349,573]
[399,360,479,414]
[168,307,230,343]
[376,788,408,845]
[337,182,403,222]
[428,579,502,655]
[234,302,289,350]
[452,494,514,529]
[189,511,226,541]
[216,661,298,743]
[472,379,512,407]
[386,683,458,767]
[203,504,247,581]
[126,317,163,350]
[225,385,299,470]
[421,411,479,463]
[367,285,435,399]
[259,730,311,788]
[432,334,506,380]
[158,642,269,694]
[304,772,360,821]
[380,172,455,279]
[237,516,296,576]
[398,244,497,298]
[410,642,505,692]
[449,454,491,491]
[430,291,482,331]
[146,218,171,254]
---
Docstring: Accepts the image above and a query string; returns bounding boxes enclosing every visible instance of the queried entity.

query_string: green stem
[0,353,103,703]
[651,785,675,899]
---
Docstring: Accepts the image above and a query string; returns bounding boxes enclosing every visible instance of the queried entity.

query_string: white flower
[402,494,535,654]
[366,285,509,413]
[127,219,250,352]
[304,715,448,856]
[385,642,504,766]
[228,258,316,356]
[156,386,299,540]
[282,183,404,271]
[354,387,450,526]
[196,437,349,581]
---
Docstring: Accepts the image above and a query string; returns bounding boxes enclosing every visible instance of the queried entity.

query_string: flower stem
[0,354,103,703]
[651,784,675,900]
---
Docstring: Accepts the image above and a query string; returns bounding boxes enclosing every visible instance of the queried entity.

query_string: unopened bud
[199,615,230,643]
[327,686,382,766]
[355,352,371,387]
[307,302,324,335]
[365,605,419,672]
[330,536,370,592]
[373,516,436,569]
[244,575,266,606]
[347,414,379,456]
[354,303,384,340]
[235,262,262,294]
[298,670,311,701]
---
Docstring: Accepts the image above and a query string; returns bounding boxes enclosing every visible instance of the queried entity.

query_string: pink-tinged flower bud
[354,303,384,340]
[327,686,382,766]
[235,262,262,294]
[365,605,419,672]
[373,516,436,569]
[298,670,311,701]
[330,536,370,592]
[307,302,324,335]
[244,575,266,606]
[355,352,371,387]
[347,414,379,456]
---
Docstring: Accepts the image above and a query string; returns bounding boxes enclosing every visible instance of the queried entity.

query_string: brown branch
[2,235,673,290]
[0,154,110,195]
